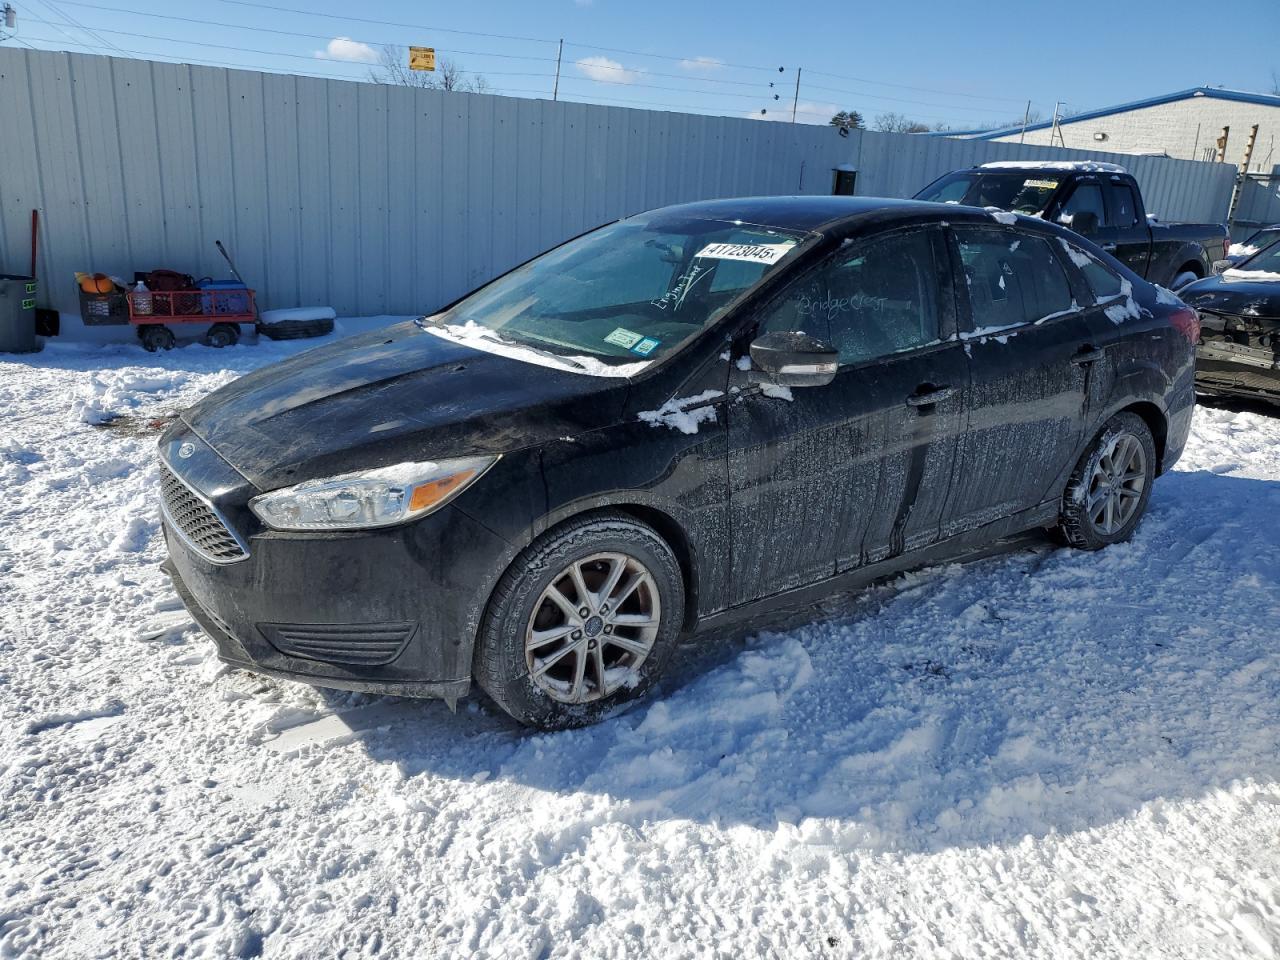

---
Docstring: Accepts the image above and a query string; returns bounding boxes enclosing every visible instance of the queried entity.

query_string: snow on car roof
[979,160,1128,173]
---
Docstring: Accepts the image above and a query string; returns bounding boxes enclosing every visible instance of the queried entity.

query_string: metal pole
[553,39,563,101]
[791,68,801,123]
[1018,100,1031,144]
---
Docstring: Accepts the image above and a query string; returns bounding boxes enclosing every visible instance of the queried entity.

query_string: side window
[1060,239,1125,300]
[955,227,1075,329]
[1060,183,1105,224]
[759,229,941,365]
[1106,181,1140,228]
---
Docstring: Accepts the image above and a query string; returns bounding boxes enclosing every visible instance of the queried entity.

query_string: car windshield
[916,172,1061,214]
[426,213,812,370]
[1236,241,1280,274]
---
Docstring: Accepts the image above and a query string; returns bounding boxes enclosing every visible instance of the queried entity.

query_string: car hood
[182,321,630,489]
[1181,274,1280,319]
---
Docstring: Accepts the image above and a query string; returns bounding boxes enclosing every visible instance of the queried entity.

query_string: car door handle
[1100,243,1117,252]
[1071,346,1106,365]
[905,385,955,407]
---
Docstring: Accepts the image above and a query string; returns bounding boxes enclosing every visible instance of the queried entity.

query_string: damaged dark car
[159,197,1197,728]
[1182,241,1280,405]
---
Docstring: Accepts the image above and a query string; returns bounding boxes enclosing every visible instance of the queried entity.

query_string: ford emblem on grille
[177,442,196,459]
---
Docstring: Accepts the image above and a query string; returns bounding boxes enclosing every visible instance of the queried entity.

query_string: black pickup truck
[916,161,1229,290]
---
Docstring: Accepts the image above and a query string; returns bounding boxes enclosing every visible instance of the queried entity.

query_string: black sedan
[159,197,1198,728]
[1183,241,1280,405]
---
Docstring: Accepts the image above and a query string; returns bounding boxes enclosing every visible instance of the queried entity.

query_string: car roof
[639,195,977,234]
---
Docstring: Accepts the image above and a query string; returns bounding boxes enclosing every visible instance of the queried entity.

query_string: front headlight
[249,455,498,531]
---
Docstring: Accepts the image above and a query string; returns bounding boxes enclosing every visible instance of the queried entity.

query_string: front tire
[475,512,685,729]
[1170,269,1199,291]
[1057,412,1157,550]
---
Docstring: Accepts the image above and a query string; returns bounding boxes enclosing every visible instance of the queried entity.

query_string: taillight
[1169,305,1200,344]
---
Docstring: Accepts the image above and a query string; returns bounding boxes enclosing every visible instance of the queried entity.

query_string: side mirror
[1211,259,1232,275]
[1069,210,1099,236]
[747,331,838,387]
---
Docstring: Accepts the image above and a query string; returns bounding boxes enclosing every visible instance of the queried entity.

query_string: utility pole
[791,67,801,124]
[553,39,563,101]
[1018,100,1031,144]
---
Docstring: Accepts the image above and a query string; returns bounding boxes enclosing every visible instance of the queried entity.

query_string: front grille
[159,463,248,563]
[258,622,418,666]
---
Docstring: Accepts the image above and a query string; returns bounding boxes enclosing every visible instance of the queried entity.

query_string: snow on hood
[422,319,650,378]
[980,160,1127,173]
[1222,268,1280,283]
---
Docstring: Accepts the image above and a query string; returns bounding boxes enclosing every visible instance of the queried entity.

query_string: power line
[803,67,1028,104]
[51,2,561,61]
[60,0,560,45]
[22,16,559,76]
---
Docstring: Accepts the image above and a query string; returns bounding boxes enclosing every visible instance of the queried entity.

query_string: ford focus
[159,197,1198,728]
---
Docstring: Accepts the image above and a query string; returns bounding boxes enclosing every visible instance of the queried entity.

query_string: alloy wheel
[524,552,661,704]
[1085,431,1147,536]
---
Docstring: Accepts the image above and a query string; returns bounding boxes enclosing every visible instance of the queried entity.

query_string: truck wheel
[475,512,685,729]
[1057,412,1156,550]
[1170,270,1199,290]
[204,323,239,348]
[138,325,175,352]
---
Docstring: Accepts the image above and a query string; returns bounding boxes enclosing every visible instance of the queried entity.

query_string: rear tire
[138,324,175,352]
[204,323,240,348]
[474,512,685,729]
[1057,412,1156,550]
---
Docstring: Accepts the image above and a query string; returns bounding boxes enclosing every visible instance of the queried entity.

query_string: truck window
[1106,182,1141,228]
[1059,183,1105,224]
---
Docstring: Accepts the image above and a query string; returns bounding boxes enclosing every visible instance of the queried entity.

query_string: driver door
[724,225,967,605]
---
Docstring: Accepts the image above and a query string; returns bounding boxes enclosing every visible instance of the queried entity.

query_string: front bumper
[1195,346,1280,404]
[159,432,517,700]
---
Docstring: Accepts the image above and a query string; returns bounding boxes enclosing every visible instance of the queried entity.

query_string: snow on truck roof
[979,160,1128,174]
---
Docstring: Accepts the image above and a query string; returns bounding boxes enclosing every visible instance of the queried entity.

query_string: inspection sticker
[695,242,793,265]
[630,337,661,356]
[604,327,643,348]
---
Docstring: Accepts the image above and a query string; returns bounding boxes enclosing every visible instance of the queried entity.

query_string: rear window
[956,227,1075,329]
[1059,238,1125,300]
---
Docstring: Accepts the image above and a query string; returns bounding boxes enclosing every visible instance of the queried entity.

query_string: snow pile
[1227,242,1259,259]
[260,306,337,323]
[985,207,1019,225]
[2,330,1280,958]
[638,390,724,434]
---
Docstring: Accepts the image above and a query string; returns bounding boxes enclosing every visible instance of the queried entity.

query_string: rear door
[1098,178,1152,278]
[725,224,967,604]
[940,224,1097,536]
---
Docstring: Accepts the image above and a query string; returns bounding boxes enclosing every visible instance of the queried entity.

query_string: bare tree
[370,46,490,93]
[872,112,931,134]
[1272,69,1280,95]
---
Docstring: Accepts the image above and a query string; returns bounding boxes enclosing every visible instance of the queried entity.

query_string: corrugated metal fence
[1230,165,1280,238]
[0,47,1239,320]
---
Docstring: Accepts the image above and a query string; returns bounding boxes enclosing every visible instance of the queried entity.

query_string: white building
[943,87,1280,171]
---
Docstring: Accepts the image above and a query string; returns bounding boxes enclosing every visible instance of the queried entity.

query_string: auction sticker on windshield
[1025,178,1059,189]
[604,327,644,348]
[630,337,661,356]
[696,242,794,265]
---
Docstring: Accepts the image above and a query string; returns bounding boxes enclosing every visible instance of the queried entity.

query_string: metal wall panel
[0,47,1240,320]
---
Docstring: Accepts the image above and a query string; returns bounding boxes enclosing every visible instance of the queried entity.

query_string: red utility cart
[128,285,257,351]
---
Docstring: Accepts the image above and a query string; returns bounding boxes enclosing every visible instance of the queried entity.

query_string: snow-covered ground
[2,322,1279,959]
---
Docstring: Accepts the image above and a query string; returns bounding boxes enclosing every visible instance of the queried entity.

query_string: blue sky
[9,0,1280,129]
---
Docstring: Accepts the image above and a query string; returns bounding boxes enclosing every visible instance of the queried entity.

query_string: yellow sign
[409,47,435,72]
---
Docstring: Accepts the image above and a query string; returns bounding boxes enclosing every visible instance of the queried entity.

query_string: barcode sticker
[696,242,793,265]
